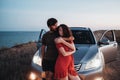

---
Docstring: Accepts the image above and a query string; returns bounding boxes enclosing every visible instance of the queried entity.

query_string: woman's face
[59,27,63,36]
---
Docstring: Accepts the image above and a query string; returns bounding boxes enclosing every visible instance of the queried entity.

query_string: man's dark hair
[47,18,57,27]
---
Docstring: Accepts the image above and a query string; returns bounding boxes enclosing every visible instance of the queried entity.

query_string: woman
[54,24,81,80]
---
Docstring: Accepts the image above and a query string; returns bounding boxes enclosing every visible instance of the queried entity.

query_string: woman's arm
[63,36,74,41]
[55,38,76,56]
[61,39,75,50]
[58,47,76,56]
[55,37,75,50]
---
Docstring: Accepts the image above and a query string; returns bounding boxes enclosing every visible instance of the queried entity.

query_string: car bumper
[78,66,104,80]
[29,63,104,80]
[28,63,44,80]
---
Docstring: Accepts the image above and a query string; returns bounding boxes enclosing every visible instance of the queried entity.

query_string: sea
[0,31,41,48]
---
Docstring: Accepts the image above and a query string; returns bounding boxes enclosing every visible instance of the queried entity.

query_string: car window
[101,30,114,43]
[72,30,95,44]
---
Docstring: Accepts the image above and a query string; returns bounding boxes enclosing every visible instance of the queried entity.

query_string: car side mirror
[97,40,109,46]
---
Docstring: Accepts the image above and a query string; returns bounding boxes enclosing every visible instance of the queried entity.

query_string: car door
[31,29,46,71]
[98,30,118,63]
[37,29,46,50]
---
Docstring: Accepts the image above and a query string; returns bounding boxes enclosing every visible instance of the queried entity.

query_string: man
[41,18,59,80]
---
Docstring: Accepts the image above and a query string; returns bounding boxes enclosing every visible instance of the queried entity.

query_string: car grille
[74,64,81,71]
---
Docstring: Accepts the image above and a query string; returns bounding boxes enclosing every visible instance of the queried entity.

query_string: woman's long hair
[57,24,73,38]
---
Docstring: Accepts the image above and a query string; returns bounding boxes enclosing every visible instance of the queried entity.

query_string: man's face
[50,23,58,31]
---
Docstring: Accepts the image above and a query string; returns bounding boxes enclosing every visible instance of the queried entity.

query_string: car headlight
[29,72,37,80]
[85,51,103,70]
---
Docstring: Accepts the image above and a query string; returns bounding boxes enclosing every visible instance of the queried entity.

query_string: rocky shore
[0,42,37,80]
[103,45,120,80]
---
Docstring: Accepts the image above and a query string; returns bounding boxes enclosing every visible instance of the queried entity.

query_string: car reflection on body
[29,27,118,80]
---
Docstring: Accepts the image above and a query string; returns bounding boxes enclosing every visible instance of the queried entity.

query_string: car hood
[73,44,98,64]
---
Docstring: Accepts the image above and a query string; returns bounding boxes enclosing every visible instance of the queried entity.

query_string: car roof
[70,27,90,31]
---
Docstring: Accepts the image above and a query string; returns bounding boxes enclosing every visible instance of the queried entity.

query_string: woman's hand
[62,36,74,41]
[55,37,75,51]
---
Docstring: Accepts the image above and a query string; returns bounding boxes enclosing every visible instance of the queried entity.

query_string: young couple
[41,18,81,80]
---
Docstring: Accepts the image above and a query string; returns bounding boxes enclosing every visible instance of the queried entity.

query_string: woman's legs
[68,74,81,80]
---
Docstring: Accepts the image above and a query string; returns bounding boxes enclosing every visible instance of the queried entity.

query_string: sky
[0,0,120,31]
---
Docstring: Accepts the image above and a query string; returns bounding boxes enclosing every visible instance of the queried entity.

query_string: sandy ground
[93,30,120,80]
[103,45,120,80]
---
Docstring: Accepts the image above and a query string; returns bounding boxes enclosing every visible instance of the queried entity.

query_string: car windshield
[72,30,95,44]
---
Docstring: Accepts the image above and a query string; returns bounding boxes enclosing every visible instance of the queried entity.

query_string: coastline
[0,41,37,51]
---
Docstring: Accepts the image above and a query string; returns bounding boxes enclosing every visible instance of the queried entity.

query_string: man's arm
[41,45,46,59]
